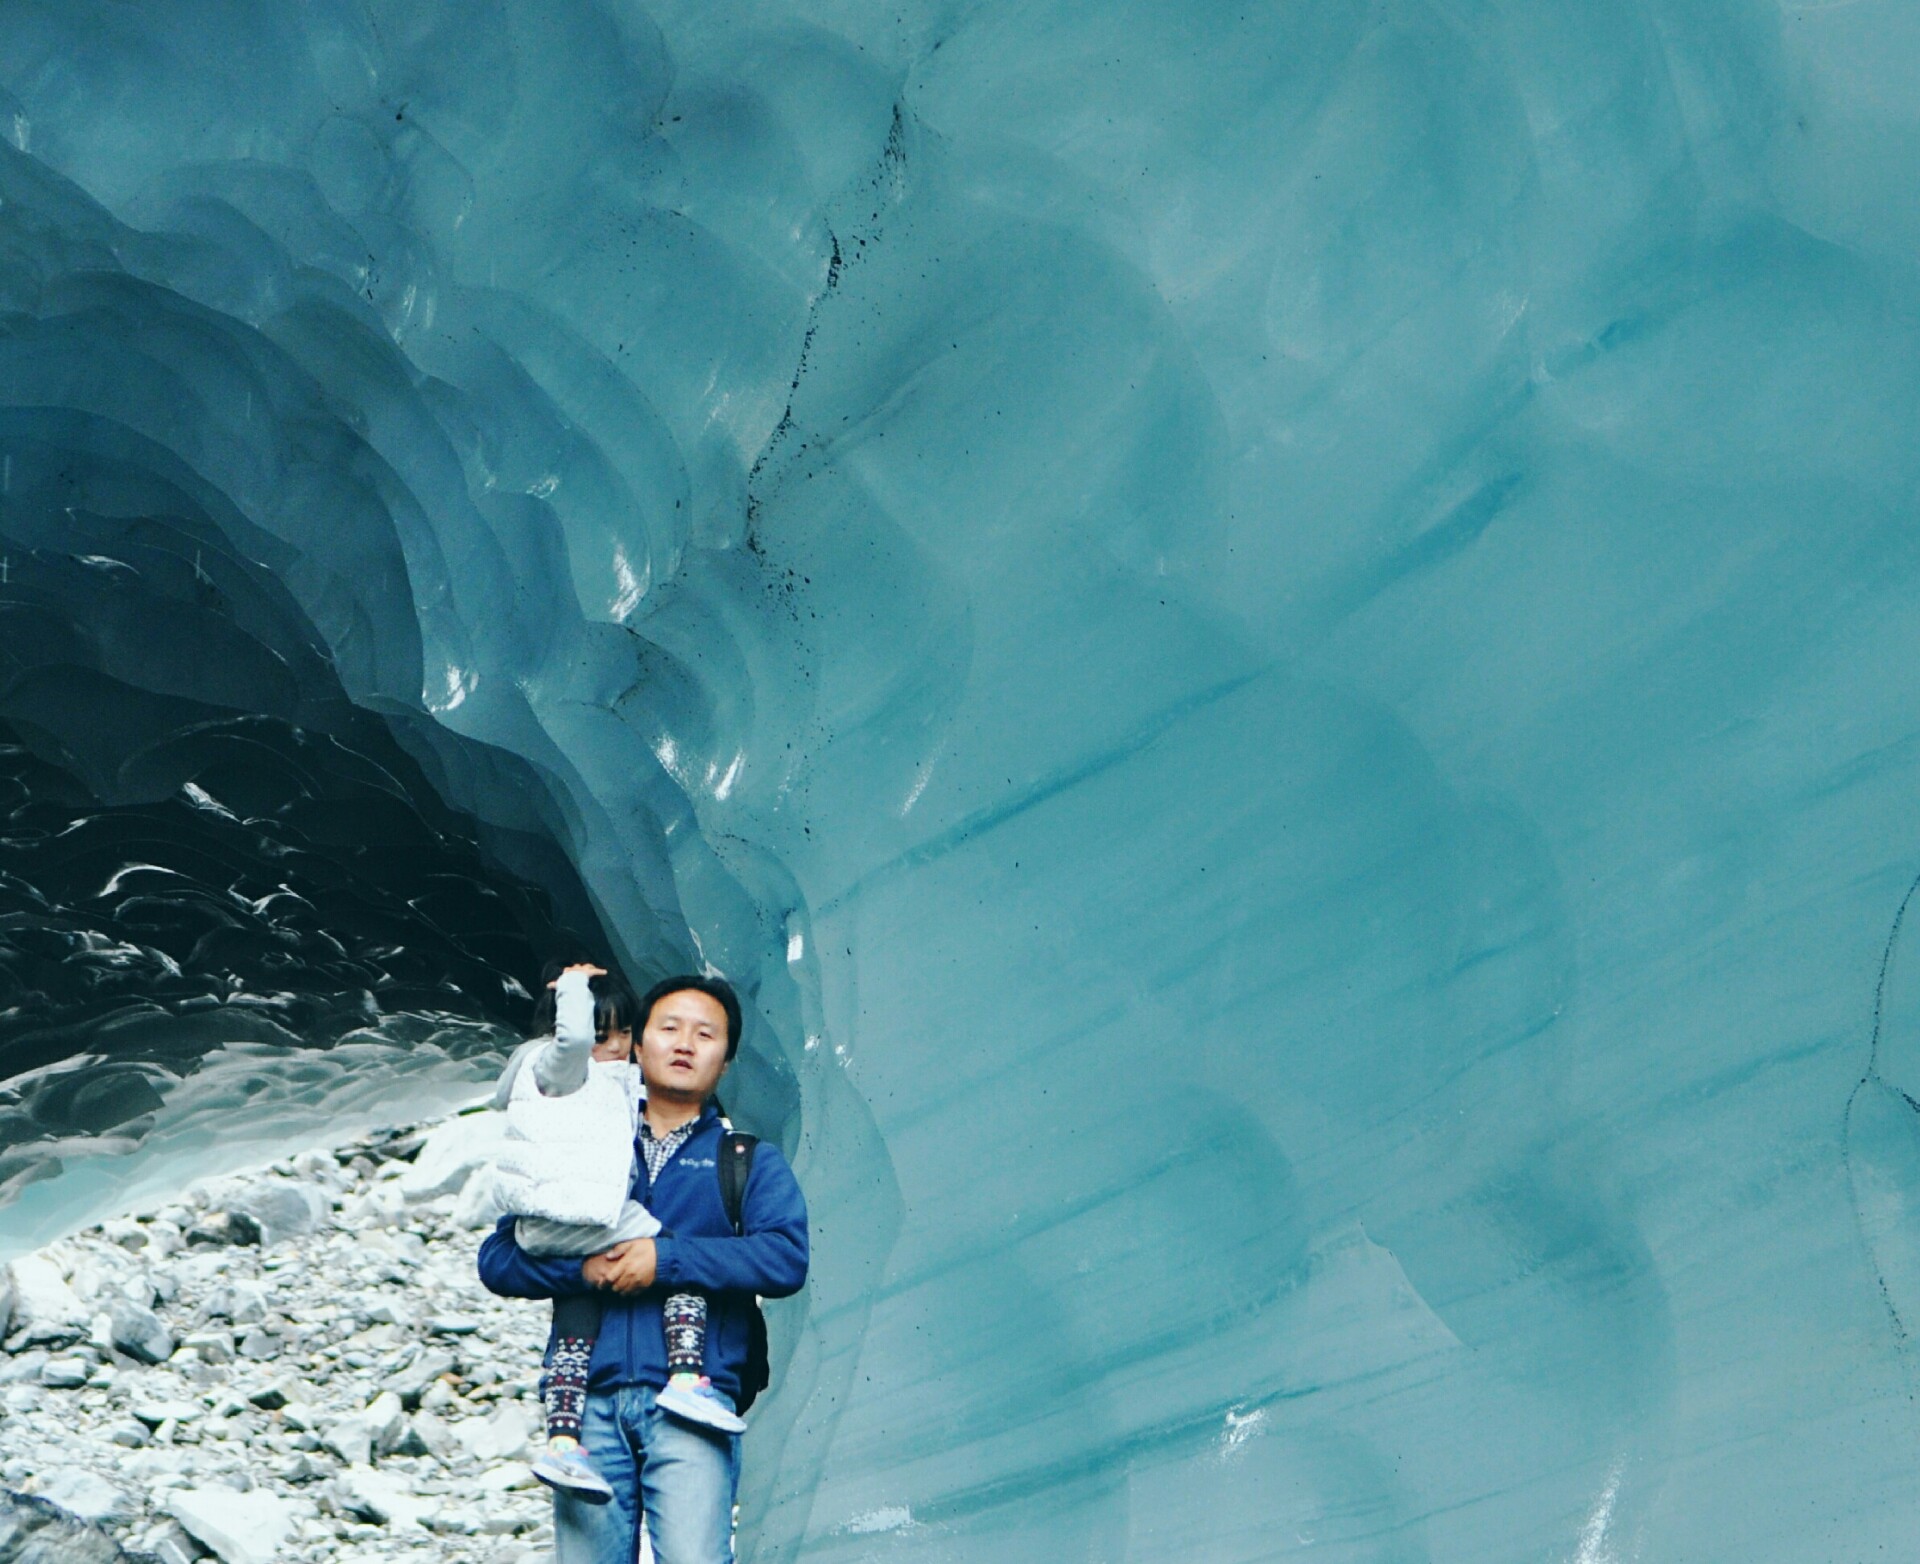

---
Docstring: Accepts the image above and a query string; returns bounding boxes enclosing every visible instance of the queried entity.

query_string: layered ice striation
[3,1,1920,1559]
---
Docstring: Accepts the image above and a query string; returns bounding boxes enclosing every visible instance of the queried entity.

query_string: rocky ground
[0,1108,565,1564]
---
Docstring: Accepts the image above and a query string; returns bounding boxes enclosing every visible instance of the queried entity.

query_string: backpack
[717,1129,771,1414]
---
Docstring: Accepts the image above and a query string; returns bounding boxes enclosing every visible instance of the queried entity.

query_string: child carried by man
[489,962,743,1502]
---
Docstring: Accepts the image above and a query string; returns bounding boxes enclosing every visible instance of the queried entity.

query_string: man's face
[639,989,730,1099]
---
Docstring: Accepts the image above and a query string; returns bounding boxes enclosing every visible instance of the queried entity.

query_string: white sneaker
[531,1441,615,1503]
[657,1375,746,1435]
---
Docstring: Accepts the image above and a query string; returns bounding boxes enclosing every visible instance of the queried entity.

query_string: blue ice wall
[4,2,1920,1559]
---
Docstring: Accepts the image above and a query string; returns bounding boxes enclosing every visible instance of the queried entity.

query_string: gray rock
[331,1464,432,1528]
[182,1330,236,1364]
[6,1256,89,1345]
[226,1181,327,1247]
[0,1489,127,1564]
[0,1349,49,1384]
[108,1419,151,1447]
[167,1485,296,1564]
[132,1397,202,1427]
[279,1401,319,1431]
[391,1348,457,1409]
[276,1451,325,1484]
[40,1356,91,1388]
[450,1170,505,1230]
[108,1299,176,1365]
[236,1329,280,1363]
[366,1390,407,1456]
[452,1403,537,1464]
[36,1467,136,1526]
[426,1316,481,1337]
[193,1283,268,1327]
[140,1519,209,1564]
[320,1417,371,1468]
[407,1409,461,1462]
[397,1114,507,1203]
[185,1212,261,1248]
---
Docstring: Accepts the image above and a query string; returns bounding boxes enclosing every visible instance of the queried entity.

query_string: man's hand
[582,1238,657,1294]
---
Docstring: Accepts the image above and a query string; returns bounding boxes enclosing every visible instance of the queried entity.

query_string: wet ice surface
[3,2,1920,1561]
[0,1038,500,1264]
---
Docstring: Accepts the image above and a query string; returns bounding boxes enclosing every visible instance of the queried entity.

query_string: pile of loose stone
[0,1109,558,1564]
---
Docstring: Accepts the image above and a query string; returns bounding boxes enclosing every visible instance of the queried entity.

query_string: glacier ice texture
[2,2,1920,1559]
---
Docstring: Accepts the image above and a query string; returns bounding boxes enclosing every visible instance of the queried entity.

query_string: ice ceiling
[4,1,1920,1558]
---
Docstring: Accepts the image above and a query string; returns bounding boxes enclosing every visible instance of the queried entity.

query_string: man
[479,974,810,1563]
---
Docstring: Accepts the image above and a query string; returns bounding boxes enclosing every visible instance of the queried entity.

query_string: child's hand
[549,962,609,989]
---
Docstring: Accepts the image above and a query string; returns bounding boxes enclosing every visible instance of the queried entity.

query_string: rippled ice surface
[0,1026,498,1262]
[5,2,1920,1560]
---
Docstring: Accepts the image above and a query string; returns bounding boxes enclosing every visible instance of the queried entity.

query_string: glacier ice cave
[2,1,1919,1558]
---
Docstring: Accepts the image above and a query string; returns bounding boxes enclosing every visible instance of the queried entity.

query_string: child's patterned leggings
[542,1293,601,1442]
[543,1292,711,1441]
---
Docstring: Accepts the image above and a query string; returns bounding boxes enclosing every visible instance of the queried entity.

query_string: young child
[490,962,744,1504]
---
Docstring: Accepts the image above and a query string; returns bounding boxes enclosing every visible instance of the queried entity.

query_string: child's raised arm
[530,965,601,1097]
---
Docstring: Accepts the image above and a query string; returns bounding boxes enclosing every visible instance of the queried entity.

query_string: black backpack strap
[718,1130,759,1236]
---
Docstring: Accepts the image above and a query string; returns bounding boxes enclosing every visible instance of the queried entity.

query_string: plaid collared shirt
[639,1114,700,1182]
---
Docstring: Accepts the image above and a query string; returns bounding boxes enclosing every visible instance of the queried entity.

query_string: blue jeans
[555,1384,740,1564]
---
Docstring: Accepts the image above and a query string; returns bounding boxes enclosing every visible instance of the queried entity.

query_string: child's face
[591,1027,633,1063]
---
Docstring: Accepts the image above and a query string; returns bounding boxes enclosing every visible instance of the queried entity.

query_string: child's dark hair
[637,974,745,1060]
[594,979,639,1041]
[527,959,634,1041]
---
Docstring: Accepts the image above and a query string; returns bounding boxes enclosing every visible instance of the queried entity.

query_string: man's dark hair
[638,974,744,1060]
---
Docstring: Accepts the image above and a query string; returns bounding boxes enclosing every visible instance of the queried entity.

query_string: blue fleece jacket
[476,1103,809,1402]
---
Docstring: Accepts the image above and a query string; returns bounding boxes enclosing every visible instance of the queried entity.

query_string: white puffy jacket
[491,972,644,1228]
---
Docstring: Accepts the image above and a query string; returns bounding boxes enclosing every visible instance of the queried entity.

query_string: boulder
[397,1113,508,1203]
[140,1520,206,1564]
[391,1348,457,1408]
[39,1356,91,1388]
[226,1181,327,1246]
[365,1390,408,1457]
[243,1381,287,1410]
[320,1415,372,1468]
[107,1299,176,1365]
[131,1396,202,1427]
[167,1486,297,1564]
[321,1391,403,1465]
[332,1464,433,1528]
[452,1402,537,1464]
[236,1328,280,1362]
[450,1167,506,1230]
[182,1329,236,1364]
[185,1212,261,1248]
[407,1409,461,1462]
[196,1282,268,1326]
[0,1490,125,1564]
[6,1256,89,1344]
[36,1467,135,1526]
[0,1350,48,1385]
[426,1315,481,1337]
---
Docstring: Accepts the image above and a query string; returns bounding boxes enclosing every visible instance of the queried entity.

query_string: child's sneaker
[531,1439,615,1503]
[657,1373,746,1434]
